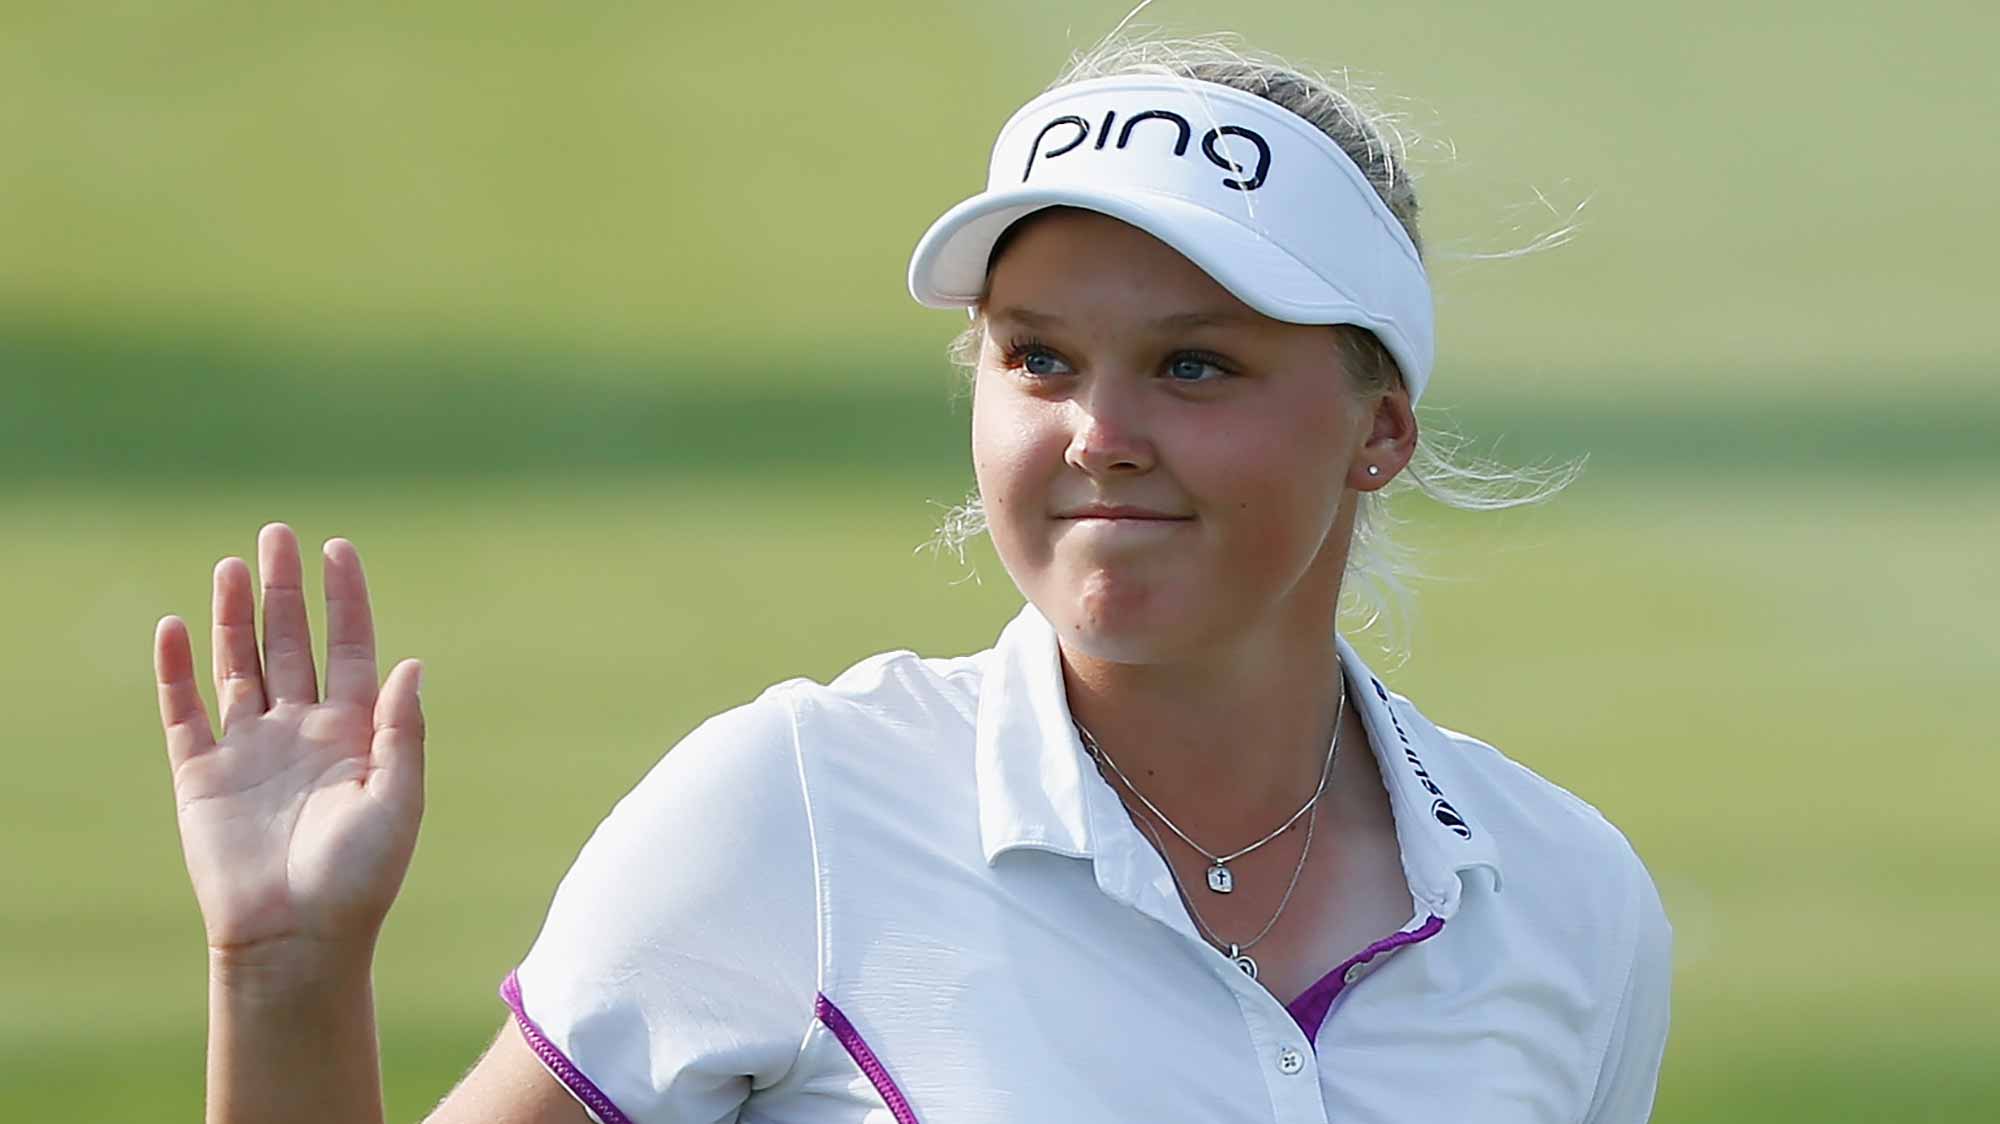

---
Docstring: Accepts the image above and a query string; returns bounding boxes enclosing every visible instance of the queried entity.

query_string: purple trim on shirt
[500,970,637,1124]
[816,992,921,1124]
[1286,914,1447,1045]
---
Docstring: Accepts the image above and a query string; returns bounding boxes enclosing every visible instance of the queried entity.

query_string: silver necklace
[1127,764,1323,980]
[1073,666,1345,896]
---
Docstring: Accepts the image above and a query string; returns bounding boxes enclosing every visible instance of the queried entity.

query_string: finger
[257,523,319,706]
[211,556,267,730]
[368,659,426,818]
[321,538,379,709]
[156,615,216,769]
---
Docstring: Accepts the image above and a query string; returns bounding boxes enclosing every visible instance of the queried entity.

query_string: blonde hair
[927,28,1584,657]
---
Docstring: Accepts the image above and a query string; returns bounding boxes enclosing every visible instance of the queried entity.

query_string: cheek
[970,384,1062,543]
[1190,422,1346,565]
[1232,495,1333,575]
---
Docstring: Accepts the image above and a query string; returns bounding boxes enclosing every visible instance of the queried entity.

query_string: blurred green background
[4,1,1995,1119]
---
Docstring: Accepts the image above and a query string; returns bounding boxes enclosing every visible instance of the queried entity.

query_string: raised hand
[154,523,425,964]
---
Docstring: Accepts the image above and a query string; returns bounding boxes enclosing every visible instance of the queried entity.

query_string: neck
[1058,616,1352,843]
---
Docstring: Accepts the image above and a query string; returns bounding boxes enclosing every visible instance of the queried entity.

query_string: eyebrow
[986,306,1253,331]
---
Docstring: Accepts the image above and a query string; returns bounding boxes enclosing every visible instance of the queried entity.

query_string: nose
[1063,382,1155,477]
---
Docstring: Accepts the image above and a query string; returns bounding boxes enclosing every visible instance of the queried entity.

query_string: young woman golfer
[151,36,1672,1124]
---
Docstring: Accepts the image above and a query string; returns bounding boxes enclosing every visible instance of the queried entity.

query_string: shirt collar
[974,603,1503,913]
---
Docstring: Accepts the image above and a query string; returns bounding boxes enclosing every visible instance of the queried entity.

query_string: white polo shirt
[504,603,1672,1123]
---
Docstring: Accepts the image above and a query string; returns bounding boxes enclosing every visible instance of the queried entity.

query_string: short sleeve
[1583,860,1674,1123]
[501,688,820,1124]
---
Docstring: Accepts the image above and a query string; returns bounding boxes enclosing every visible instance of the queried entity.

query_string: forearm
[206,942,388,1124]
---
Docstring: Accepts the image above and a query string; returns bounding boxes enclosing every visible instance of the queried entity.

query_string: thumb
[369,658,426,817]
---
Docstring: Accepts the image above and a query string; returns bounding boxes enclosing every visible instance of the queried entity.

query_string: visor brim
[906,185,1380,330]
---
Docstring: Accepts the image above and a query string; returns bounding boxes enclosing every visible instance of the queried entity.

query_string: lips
[1055,505,1194,520]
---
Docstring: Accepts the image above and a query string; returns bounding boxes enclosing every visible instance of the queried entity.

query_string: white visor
[907,76,1435,404]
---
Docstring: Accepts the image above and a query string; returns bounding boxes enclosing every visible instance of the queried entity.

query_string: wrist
[208,935,376,1007]
[203,935,389,1124]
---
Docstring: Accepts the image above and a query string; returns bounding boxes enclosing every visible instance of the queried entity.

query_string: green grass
[3,468,1994,1119]
[3,1,1998,380]
[7,317,1997,484]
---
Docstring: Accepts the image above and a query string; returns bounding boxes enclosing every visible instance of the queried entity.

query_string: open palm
[153,523,425,958]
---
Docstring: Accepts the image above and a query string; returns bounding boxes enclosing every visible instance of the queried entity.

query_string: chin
[1040,570,1207,664]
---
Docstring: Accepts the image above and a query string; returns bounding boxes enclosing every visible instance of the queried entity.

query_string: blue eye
[1023,348,1069,376]
[998,337,1072,378]
[1167,353,1231,382]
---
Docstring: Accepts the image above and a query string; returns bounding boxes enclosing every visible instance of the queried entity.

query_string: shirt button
[1277,1047,1306,1075]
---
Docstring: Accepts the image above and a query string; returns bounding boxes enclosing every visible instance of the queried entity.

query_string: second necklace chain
[1074,664,1347,895]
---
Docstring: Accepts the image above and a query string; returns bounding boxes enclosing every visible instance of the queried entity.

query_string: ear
[1347,383,1417,492]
